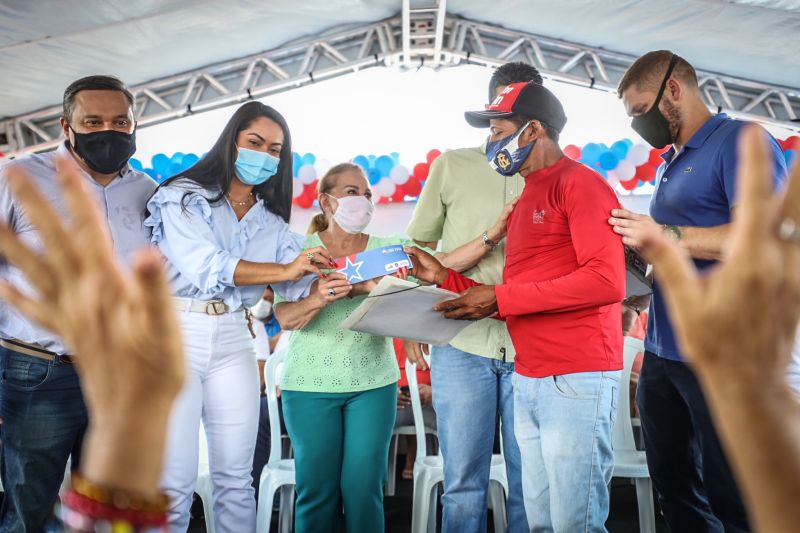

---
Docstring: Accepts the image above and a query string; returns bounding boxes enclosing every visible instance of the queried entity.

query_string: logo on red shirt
[532,209,546,224]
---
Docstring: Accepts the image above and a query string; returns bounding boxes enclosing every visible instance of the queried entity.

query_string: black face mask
[69,127,136,174]
[631,55,678,149]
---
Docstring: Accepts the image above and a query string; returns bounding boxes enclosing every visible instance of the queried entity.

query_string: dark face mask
[631,55,678,149]
[69,127,137,174]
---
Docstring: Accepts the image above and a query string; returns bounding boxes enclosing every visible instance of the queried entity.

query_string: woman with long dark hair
[145,101,330,533]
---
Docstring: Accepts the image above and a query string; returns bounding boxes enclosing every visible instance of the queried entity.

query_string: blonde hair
[307,162,365,234]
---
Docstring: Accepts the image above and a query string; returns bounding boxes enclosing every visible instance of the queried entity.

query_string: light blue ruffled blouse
[145,180,314,309]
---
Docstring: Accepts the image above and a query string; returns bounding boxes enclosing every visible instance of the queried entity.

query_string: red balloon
[620,177,639,191]
[404,177,422,197]
[635,164,656,182]
[649,148,668,167]
[426,149,442,165]
[564,144,581,160]
[391,189,406,203]
[296,195,313,209]
[783,136,800,151]
[377,196,390,205]
[413,163,430,181]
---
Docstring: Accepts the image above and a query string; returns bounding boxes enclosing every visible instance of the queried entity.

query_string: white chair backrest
[613,336,645,452]
[265,348,287,466]
[405,356,431,459]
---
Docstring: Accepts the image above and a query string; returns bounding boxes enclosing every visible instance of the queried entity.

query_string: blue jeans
[0,346,87,533]
[512,370,620,533]
[430,344,528,533]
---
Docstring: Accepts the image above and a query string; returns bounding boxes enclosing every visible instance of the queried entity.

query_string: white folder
[338,276,473,345]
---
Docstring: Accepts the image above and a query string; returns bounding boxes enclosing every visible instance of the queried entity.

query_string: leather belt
[174,298,232,316]
[0,338,74,364]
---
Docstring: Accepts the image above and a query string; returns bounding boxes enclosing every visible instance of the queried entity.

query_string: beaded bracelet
[58,474,170,532]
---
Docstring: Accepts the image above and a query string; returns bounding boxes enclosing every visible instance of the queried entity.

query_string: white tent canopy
[1,0,799,151]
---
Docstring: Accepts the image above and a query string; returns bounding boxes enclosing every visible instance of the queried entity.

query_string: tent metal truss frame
[3,3,798,156]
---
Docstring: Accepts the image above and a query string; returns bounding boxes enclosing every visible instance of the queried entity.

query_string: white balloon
[389,165,410,185]
[628,144,650,166]
[605,170,620,190]
[297,164,317,184]
[375,177,396,198]
[616,160,636,181]
[314,159,332,177]
[292,178,304,199]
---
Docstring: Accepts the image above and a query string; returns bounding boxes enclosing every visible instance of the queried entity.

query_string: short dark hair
[489,62,543,102]
[617,51,698,97]
[509,114,559,143]
[63,75,135,122]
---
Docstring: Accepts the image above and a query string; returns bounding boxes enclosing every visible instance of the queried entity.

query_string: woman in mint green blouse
[274,163,515,533]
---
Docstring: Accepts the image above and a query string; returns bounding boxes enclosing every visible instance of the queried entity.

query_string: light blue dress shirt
[144,179,313,310]
[0,142,157,354]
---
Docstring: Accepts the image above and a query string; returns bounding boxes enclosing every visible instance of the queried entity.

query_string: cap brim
[464,110,514,128]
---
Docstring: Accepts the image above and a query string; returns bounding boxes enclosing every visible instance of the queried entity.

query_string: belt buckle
[205,301,227,316]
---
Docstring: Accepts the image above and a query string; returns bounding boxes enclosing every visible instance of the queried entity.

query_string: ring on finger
[328,288,336,296]
[778,217,800,245]
[306,252,315,261]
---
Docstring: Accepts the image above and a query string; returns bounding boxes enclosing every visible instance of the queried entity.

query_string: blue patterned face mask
[234,147,279,185]
[486,121,534,176]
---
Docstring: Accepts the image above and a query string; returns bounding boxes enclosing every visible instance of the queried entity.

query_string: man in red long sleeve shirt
[408,82,625,532]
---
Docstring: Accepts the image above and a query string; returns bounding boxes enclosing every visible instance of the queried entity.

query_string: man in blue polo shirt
[609,51,787,532]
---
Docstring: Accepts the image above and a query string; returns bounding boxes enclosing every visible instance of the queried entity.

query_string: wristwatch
[663,224,682,241]
[482,231,497,249]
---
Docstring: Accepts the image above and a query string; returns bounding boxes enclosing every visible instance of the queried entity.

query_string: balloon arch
[124,134,800,208]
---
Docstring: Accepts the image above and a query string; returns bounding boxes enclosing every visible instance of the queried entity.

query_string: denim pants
[161,310,261,533]
[0,346,88,533]
[430,344,528,533]
[282,383,397,533]
[637,352,750,532]
[512,370,620,533]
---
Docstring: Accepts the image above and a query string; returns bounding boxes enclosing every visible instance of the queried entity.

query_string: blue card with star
[332,245,412,283]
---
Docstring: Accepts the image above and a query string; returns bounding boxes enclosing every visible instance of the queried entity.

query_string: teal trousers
[282,383,397,533]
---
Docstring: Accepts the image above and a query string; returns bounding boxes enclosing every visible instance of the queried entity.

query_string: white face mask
[250,298,273,320]
[326,194,374,234]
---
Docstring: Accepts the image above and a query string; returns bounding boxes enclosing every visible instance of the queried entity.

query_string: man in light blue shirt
[0,75,155,532]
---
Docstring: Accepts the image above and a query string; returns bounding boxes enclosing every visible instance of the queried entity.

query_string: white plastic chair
[256,348,295,533]
[612,336,656,533]
[196,424,215,533]
[406,357,508,533]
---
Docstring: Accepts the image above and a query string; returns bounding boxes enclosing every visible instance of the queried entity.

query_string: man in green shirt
[405,62,542,533]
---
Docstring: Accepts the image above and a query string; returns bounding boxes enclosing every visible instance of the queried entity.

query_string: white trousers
[161,308,260,533]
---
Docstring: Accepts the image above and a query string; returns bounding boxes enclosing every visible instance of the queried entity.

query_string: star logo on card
[339,256,365,282]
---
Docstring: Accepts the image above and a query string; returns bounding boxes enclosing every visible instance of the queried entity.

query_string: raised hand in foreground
[0,157,185,499]
[637,125,800,533]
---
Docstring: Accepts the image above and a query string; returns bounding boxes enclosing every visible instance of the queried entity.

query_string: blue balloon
[367,168,381,185]
[367,155,377,166]
[292,152,302,175]
[143,168,158,182]
[390,152,400,164]
[301,153,316,166]
[151,153,170,174]
[182,153,200,169]
[595,167,608,179]
[581,143,603,165]
[598,151,619,171]
[171,152,185,164]
[129,158,143,171]
[610,140,630,161]
[352,155,370,171]
[375,155,394,176]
